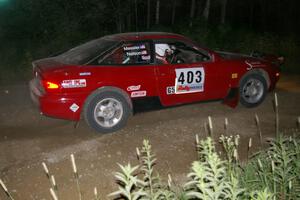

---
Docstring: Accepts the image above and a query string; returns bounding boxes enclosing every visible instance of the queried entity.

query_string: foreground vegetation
[1,125,300,199]
[108,132,300,200]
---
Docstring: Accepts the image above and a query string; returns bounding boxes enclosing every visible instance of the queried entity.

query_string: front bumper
[268,70,280,91]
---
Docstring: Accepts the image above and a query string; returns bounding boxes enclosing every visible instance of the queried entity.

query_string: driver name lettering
[124,45,146,51]
[126,50,148,56]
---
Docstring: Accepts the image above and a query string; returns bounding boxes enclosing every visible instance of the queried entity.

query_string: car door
[154,40,228,106]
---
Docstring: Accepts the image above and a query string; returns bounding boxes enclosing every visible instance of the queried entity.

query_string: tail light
[46,81,59,89]
[41,80,60,90]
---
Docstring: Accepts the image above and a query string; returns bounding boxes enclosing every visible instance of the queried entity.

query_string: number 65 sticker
[175,67,205,94]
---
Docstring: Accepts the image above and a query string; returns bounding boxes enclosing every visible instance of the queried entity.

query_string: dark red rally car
[29,32,281,133]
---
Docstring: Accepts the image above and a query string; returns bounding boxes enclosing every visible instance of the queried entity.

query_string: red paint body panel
[29,32,281,121]
[39,93,86,120]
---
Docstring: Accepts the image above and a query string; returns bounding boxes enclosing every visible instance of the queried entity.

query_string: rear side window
[99,42,152,65]
[56,38,118,65]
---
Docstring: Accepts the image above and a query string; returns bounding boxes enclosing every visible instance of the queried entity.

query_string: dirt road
[0,74,299,199]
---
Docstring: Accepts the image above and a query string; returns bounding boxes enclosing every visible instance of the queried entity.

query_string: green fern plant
[240,134,300,199]
[110,140,178,200]
[224,175,245,200]
[291,136,300,199]
[109,163,147,200]
[185,137,231,199]
[139,140,177,200]
[195,136,215,162]
[267,136,298,199]
[139,139,159,198]
[250,188,274,200]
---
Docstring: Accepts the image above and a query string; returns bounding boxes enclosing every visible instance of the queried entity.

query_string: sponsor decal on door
[131,90,147,98]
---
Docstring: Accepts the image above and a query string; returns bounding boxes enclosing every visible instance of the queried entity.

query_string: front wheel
[84,91,131,133]
[239,74,267,108]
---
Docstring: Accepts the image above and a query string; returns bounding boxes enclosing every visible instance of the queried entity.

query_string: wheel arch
[224,68,270,108]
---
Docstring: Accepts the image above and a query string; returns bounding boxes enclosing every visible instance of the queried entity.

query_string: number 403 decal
[175,67,205,94]
[177,70,202,84]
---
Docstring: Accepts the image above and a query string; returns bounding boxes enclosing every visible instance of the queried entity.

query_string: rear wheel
[84,91,130,133]
[239,74,267,107]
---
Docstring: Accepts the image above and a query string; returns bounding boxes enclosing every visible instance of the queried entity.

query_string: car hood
[216,51,270,67]
[216,51,284,66]
[217,51,260,60]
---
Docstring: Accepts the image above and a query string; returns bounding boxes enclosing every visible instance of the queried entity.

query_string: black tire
[83,91,131,133]
[239,73,268,108]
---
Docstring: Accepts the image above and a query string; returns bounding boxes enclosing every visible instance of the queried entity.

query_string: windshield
[56,38,118,65]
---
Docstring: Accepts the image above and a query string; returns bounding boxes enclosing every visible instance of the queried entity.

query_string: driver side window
[99,42,152,65]
[154,42,210,65]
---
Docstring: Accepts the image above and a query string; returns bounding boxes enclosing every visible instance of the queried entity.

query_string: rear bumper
[39,95,85,121]
[29,78,43,106]
[29,79,86,121]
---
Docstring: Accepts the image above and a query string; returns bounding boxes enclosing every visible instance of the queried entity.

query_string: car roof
[103,32,189,42]
[100,32,213,56]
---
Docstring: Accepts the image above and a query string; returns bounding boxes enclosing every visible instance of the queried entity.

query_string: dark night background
[0,0,299,84]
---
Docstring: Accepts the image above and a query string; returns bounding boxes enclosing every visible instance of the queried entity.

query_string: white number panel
[175,67,205,94]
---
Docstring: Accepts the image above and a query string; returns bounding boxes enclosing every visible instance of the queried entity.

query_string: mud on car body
[29,32,281,133]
